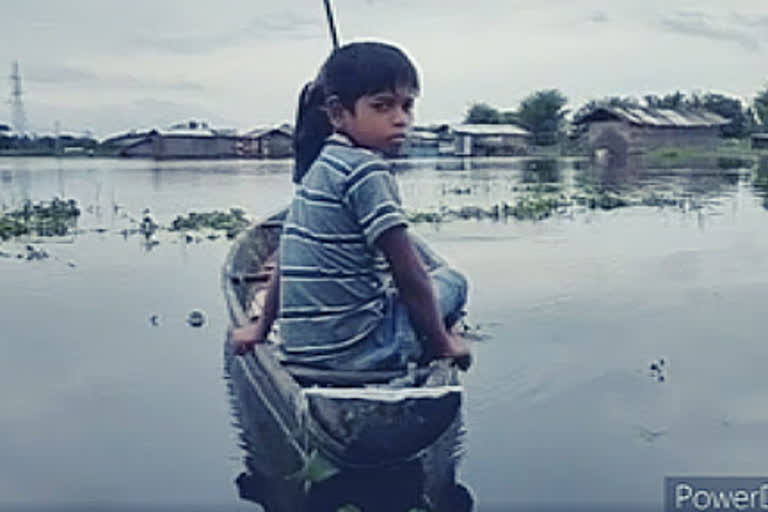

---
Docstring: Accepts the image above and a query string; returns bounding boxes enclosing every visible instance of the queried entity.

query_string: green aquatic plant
[287,449,340,493]
[407,211,443,223]
[391,181,724,227]
[170,208,250,239]
[0,215,28,240]
[505,194,563,220]
[573,190,629,210]
[453,205,494,220]
[407,194,566,224]
[640,193,684,208]
[0,198,80,240]
[6,197,81,221]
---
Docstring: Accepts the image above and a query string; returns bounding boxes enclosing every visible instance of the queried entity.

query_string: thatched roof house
[574,106,729,161]
[452,124,532,157]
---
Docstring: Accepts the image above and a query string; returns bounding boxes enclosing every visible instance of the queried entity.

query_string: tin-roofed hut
[452,124,532,157]
[239,125,294,158]
[102,121,241,159]
[574,107,729,164]
[400,129,441,157]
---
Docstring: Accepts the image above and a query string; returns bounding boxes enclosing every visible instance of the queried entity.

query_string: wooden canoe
[222,208,470,509]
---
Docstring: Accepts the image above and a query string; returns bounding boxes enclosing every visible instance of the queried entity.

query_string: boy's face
[335,87,417,154]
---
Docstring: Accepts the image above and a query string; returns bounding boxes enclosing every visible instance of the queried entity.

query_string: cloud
[659,10,761,51]
[135,9,324,55]
[26,65,205,91]
[730,13,768,29]
[247,10,324,36]
[589,11,610,24]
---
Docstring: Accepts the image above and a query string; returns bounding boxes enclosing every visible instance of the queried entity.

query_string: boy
[232,42,470,372]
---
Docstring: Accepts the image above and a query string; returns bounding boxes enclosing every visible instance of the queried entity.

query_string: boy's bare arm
[231,259,280,355]
[375,226,470,368]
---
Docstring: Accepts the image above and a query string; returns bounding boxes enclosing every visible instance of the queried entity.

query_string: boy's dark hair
[292,42,420,184]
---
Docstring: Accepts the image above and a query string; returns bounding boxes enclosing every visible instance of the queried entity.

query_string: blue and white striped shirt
[278,133,408,365]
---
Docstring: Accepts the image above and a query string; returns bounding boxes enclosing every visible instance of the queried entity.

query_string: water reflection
[754,156,768,210]
[393,157,530,173]
[521,158,561,183]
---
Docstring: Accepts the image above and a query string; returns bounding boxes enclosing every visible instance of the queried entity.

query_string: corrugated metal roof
[103,121,236,142]
[451,124,531,136]
[105,135,147,148]
[101,130,154,144]
[157,128,218,137]
[578,106,729,127]
[243,124,294,139]
[159,120,217,137]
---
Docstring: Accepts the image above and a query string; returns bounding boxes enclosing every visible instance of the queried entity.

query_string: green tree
[644,91,687,109]
[516,89,569,145]
[500,110,520,124]
[694,93,752,138]
[643,91,753,138]
[464,103,502,124]
[756,85,768,129]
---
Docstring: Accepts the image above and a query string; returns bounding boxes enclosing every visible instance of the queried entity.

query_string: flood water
[2,156,768,511]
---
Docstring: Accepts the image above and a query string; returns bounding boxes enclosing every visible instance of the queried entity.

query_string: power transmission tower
[9,61,27,135]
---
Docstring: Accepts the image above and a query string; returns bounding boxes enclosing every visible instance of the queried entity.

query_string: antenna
[9,61,27,135]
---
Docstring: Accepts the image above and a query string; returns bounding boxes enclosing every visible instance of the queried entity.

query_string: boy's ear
[325,95,346,128]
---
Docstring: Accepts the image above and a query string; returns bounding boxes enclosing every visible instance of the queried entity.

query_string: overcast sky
[2,0,766,136]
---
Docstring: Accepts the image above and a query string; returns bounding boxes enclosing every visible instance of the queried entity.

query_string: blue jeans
[340,265,469,371]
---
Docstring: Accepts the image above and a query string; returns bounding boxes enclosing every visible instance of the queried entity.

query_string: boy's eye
[372,102,391,112]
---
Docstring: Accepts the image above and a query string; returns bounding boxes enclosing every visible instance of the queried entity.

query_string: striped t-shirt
[278,133,408,365]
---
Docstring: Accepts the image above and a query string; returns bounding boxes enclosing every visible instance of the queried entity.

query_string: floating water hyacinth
[0,198,81,240]
[0,215,27,240]
[170,208,251,239]
[404,184,718,225]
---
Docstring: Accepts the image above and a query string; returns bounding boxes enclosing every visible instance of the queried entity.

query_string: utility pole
[9,61,27,135]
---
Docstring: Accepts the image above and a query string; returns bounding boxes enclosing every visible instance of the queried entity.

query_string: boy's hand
[442,333,472,371]
[423,333,473,371]
[230,321,266,356]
